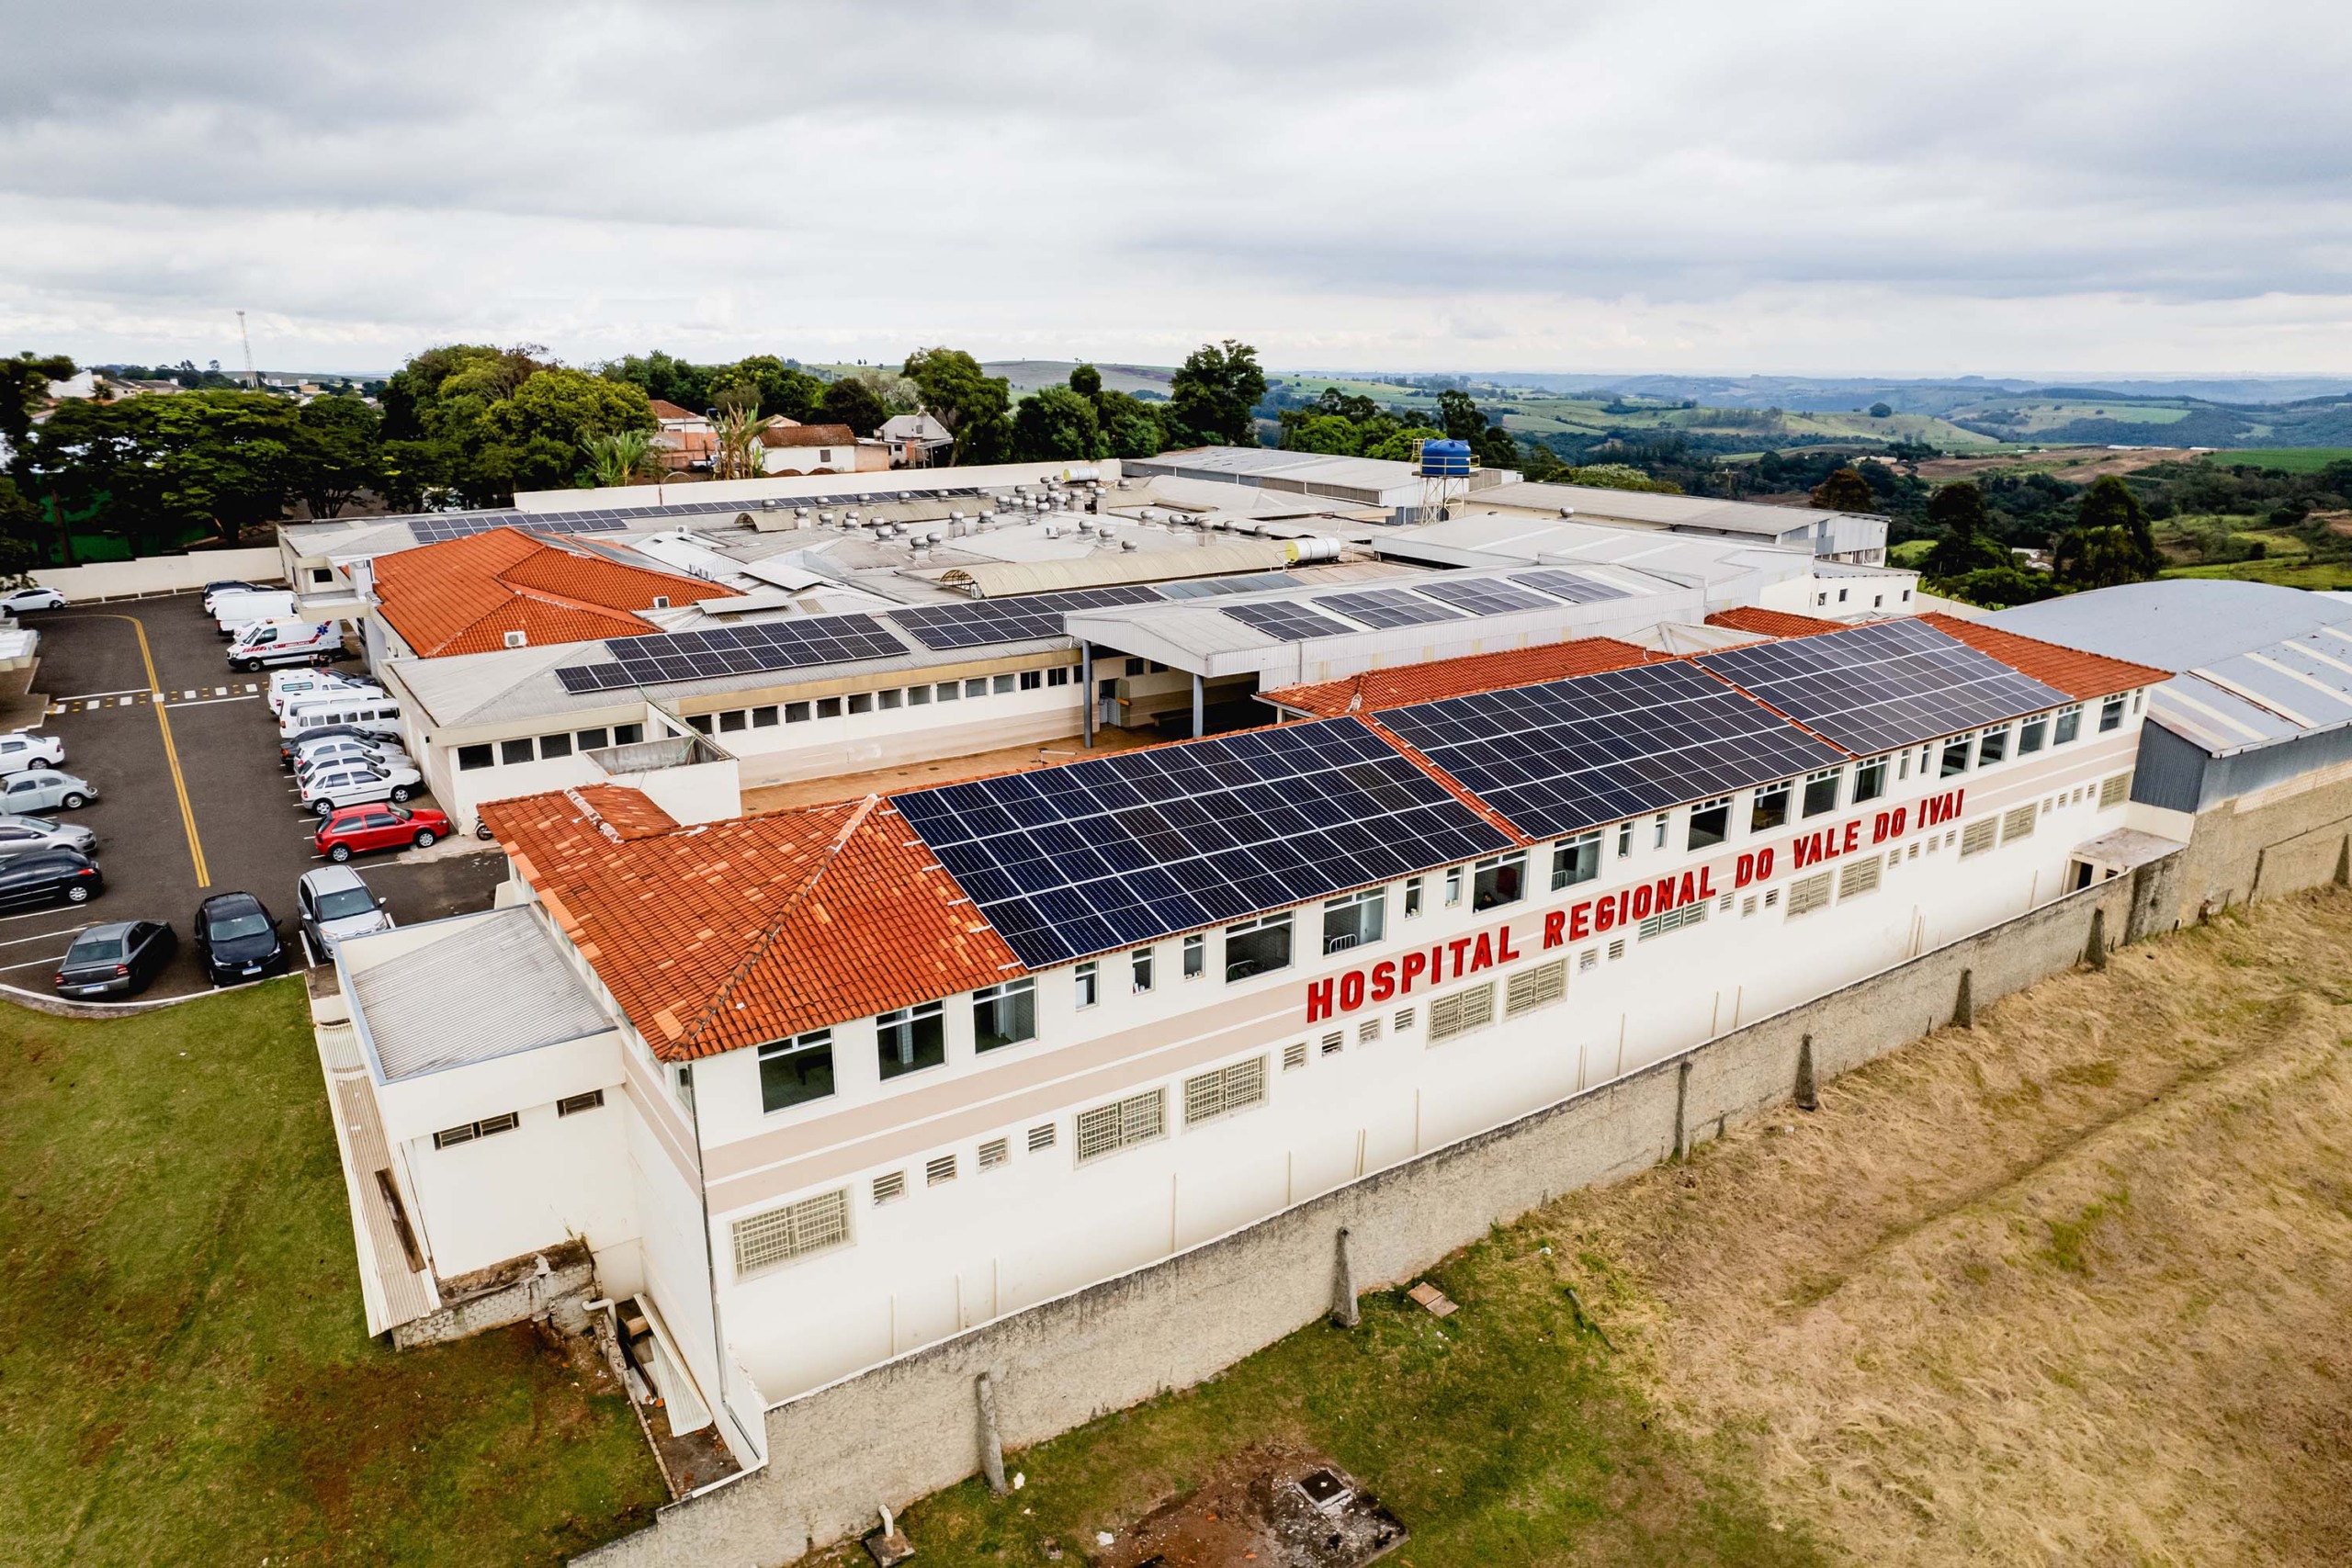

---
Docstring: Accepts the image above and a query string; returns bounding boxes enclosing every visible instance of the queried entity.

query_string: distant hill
[981,360,1174,398]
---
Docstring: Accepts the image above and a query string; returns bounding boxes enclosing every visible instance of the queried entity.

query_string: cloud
[4,0,2348,373]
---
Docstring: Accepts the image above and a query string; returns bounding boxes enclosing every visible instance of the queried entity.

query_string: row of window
[429,1089,603,1148]
[682,669,1070,739]
[1812,585,1914,609]
[458,725,646,771]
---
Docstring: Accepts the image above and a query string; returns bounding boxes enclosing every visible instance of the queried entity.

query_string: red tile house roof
[760,423,859,448]
[370,526,740,658]
[1258,637,1671,717]
[1919,613,2168,700]
[1703,606,1846,638]
[647,399,703,423]
[481,786,1022,1061]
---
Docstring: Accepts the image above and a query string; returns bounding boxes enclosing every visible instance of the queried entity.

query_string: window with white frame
[2018,713,2050,754]
[1182,1056,1267,1124]
[973,978,1037,1052]
[1076,1088,1165,1162]
[1750,781,1791,832]
[1470,852,1526,910]
[1131,947,1154,993]
[1687,797,1730,852]
[1443,866,1464,906]
[876,999,945,1078]
[731,1188,850,1275]
[1652,812,1669,849]
[758,1029,835,1112]
[1182,931,1205,979]
[2099,694,2126,732]
[2053,704,2083,744]
[1321,886,1385,954]
[1939,734,1973,777]
[1403,875,1424,917]
[1224,912,1292,982]
[1976,724,2010,766]
[1615,821,1634,858]
[1802,767,1843,816]
[1853,755,1888,804]
[1073,961,1099,1010]
[1552,829,1601,890]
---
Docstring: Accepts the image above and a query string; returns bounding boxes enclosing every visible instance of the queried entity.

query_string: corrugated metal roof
[1458,480,1849,536]
[349,908,612,1080]
[935,540,1294,597]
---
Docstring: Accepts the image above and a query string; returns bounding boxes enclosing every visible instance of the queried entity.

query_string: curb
[0,976,282,1020]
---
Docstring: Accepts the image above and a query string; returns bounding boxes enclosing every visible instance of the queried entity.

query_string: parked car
[228,620,342,673]
[300,761,424,817]
[0,730,64,776]
[0,770,96,813]
[296,865,393,953]
[54,919,176,998]
[193,892,286,985]
[278,722,389,769]
[0,586,67,615]
[277,690,402,745]
[0,847,102,910]
[294,737,412,779]
[0,813,96,857]
[314,803,451,862]
[212,588,298,636]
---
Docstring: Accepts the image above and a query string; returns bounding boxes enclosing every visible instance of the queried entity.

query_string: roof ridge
[671,795,882,1051]
[1351,714,1532,845]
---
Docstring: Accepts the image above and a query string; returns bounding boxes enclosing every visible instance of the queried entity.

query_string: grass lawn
[0,979,667,1565]
[2161,558,2352,589]
[2209,447,2352,473]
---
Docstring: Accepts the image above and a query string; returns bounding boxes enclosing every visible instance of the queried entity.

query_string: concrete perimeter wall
[31,546,284,601]
[579,778,2352,1568]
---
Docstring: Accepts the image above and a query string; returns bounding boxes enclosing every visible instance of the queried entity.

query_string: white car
[300,761,424,817]
[292,735,410,773]
[268,669,375,717]
[0,730,64,776]
[296,745,413,787]
[0,586,67,615]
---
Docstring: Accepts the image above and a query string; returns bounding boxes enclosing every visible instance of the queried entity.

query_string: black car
[0,847,102,910]
[194,892,287,985]
[54,919,176,998]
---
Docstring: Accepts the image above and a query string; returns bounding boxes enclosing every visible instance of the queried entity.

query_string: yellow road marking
[70,613,210,888]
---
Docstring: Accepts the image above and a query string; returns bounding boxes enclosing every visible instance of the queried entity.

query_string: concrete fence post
[1794,1033,1818,1112]
[976,1372,1007,1495]
[1330,1226,1359,1329]
[1953,966,1974,1029]
[1671,1059,1691,1159]
[2335,835,2349,889]
[2086,907,2109,971]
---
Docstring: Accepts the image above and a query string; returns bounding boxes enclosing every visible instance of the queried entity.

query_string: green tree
[2073,474,2160,577]
[1869,401,1893,418]
[600,350,710,412]
[903,347,1015,463]
[1168,340,1266,447]
[0,475,40,583]
[1283,414,1364,456]
[469,368,655,500]
[20,390,305,552]
[290,396,383,518]
[1811,467,1877,512]
[712,355,822,422]
[1363,424,1442,463]
[1068,364,1102,399]
[1092,390,1166,459]
[0,352,75,448]
[1012,387,1105,461]
[2051,524,2149,590]
[817,375,888,437]
[1567,463,1682,495]
[1923,481,2006,575]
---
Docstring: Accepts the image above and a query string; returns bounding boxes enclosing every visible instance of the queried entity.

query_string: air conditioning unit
[503,629,528,648]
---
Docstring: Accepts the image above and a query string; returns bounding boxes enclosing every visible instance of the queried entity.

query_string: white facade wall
[1761,568,1920,618]
[401,1086,637,1280]
[689,666,1086,786]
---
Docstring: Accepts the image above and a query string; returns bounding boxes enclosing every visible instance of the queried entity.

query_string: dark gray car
[54,919,176,998]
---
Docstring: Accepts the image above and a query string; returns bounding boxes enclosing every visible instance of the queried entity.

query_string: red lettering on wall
[1338,971,1366,1011]
[1757,846,1774,880]
[1543,910,1566,949]
[1698,864,1716,899]
[1596,897,1617,932]
[1400,951,1427,993]
[1370,960,1397,1002]
[1631,884,1654,919]
[1446,937,1474,978]
[1841,820,1860,853]
[1306,978,1334,1022]
[1498,924,1521,963]
[1570,902,1592,940]
[1793,833,1820,870]
[1736,852,1756,888]
[1677,870,1697,907]
[1871,810,1891,845]
[1468,932,1494,973]
[1892,806,1907,837]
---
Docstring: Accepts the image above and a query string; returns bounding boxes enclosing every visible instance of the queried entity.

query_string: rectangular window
[1046,667,1070,687]
[1976,725,2008,766]
[1687,797,1730,852]
[1637,900,1707,941]
[972,978,1036,1052]
[817,696,842,719]
[1019,671,1042,691]
[2053,705,2082,744]
[1182,1056,1267,1125]
[1960,818,1996,858]
[1504,958,1566,1016]
[786,701,811,723]
[909,683,933,705]
[876,999,945,1078]
[1786,871,1833,917]
[2018,715,2049,754]
[2001,805,2038,843]
[752,706,779,728]
[718,710,746,734]
[1551,830,1601,890]
[433,1111,521,1149]
[1616,821,1634,858]
[925,1154,956,1186]
[758,1029,836,1112]
[458,743,493,771]
[1838,854,1882,899]
[1125,658,1146,676]
[935,682,959,703]
[1428,982,1497,1043]
[731,1189,850,1275]
[879,688,903,710]
[1076,1088,1165,1163]
[1404,876,1424,917]
[1853,756,1888,804]
[848,693,873,715]
[1652,812,1669,849]
[685,714,712,735]
[1182,932,1204,979]
[1073,961,1098,1010]
[557,1089,605,1117]
[500,738,535,765]
[1224,912,1292,982]
[1749,782,1791,832]
[1802,768,1842,816]
[992,674,1015,694]
[576,727,611,751]
[1026,1122,1057,1153]
[1471,852,1526,910]
[673,1064,695,1110]
[967,679,989,699]
[1283,1040,1308,1071]
[614,723,644,745]
[1321,886,1385,954]
[2099,772,2132,809]
[1131,947,1154,993]
[873,1171,906,1203]
[978,1137,1009,1170]
[2099,694,2126,732]
[1939,736,1973,777]
[1444,866,1463,906]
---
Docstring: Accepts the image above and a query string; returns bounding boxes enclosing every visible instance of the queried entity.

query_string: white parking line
[49,687,151,703]
[0,950,74,974]
[0,921,91,950]
[0,904,90,925]
[164,694,262,710]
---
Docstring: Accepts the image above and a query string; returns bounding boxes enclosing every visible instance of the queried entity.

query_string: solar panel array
[1691,618,2070,754]
[1311,588,1466,629]
[1508,570,1634,606]
[1218,600,1361,641]
[1156,572,1304,600]
[886,585,1164,650]
[553,615,909,693]
[396,488,996,544]
[1378,661,1847,839]
[1415,577,1555,615]
[891,718,1514,967]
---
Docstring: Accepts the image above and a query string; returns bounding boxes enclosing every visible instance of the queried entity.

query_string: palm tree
[583,428,656,491]
[712,404,766,482]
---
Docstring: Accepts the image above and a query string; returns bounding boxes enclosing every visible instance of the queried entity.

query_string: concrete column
[1191,672,1204,739]
[1794,1033,1818,1112]
[1953,966,1974,1029]
[976,1372,1007,1495]
[2086,906,2108,971]
[1080,641,1094,750]
[1671,1059,1691,1159]
[1329,1226,1359,1329]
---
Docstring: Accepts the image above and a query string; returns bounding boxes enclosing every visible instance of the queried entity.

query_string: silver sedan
[0,813,96,857]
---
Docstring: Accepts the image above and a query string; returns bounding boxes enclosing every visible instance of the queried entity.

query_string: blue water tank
[1419,439,1474,478]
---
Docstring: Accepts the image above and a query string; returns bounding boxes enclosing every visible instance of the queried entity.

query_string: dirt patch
[1917,446,2194,483]
[1095,1447,1406,1568]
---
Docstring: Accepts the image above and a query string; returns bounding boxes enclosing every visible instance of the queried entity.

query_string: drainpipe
[1080,641,1094,750]
[1192,671,1204,739]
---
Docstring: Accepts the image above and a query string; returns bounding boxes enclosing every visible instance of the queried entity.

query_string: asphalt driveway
[5,594,504,1001]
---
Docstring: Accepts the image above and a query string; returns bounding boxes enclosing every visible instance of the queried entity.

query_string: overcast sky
[6,1,2348,378]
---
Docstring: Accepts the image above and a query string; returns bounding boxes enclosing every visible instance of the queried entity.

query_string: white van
[213,589,298,636]
[229,620,340,672]
[267,666,374,716]
[277,691,403,744]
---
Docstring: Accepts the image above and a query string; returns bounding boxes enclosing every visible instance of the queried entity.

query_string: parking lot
[5,593,506,1000]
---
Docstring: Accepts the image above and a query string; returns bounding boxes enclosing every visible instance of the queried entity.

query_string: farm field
[806,891,2352,1568]
[2209,447,2352,473]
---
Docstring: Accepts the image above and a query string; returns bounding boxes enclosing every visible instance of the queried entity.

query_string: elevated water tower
[1415,437,1476,523]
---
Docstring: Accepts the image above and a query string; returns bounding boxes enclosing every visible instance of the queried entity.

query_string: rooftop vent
[651,595,670,609]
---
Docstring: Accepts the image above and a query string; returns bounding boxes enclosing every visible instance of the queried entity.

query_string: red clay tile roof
[648,400,703,422]
[1919,613,2166,701]
[371,526,739,658]
[1704,606,1846,638]
[481,787,1021,1061]
[760,423,858,447]
[1258,637,1671,717]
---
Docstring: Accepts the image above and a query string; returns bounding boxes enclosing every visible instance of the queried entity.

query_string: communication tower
[236,310,259,389]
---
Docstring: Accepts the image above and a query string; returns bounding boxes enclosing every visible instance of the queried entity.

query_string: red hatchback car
[313,802,453,863]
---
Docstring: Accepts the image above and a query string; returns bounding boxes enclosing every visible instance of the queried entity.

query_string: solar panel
[888,585,1164,650]
[1415,577,1555,615]
[1691,618,2069,754]
[1508,570,1634,605]
[892,717,1514,968]
[1378,661,1846,840]
[1154,572,1304,600]
[552,612,909,693]
[1220,600,1358,641]
[1312,588,1467,629]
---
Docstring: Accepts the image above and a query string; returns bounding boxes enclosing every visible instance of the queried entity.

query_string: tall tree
[712,355,821,422]
[903,347,1014,462]
[1168,340,1266,447]
[600,350,711,412]
[469,367,654,500]
[583,429,658,490]
[1011,387,1105,462]
[1923,480,2005,575]
[1091,390,1166,459]
[817,376,888,437]
[0,352,75,449]
[2052,475,2162,590]
[290,396,383,518]
[2074,474,2160,576]
[1811,467,1878,512]
[1067,363,1102,399]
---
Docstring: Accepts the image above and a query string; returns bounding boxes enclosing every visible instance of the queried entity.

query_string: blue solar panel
[1378,661,1847,839]
[1313,588,1466,629]
[1691,618,2069,754]
[892,718,1514,967]
[888,585,1164,650]
[1220,600,1357,640]
[1509,570,1634,605]
[1415,578,1555,615]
